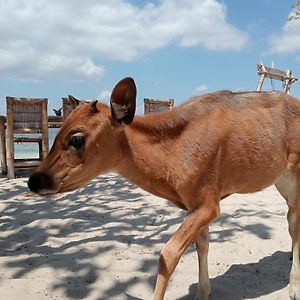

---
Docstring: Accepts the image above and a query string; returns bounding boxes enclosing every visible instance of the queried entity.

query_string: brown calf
[28,77,300,299]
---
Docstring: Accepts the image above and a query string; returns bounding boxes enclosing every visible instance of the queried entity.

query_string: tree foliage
[288,0,300,21]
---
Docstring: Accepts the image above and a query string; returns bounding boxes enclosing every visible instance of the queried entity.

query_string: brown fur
[28,78,300,300]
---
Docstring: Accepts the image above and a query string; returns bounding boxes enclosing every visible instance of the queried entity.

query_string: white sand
[0,173,292,299]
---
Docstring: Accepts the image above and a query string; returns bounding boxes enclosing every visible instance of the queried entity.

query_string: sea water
[14,128,59,159]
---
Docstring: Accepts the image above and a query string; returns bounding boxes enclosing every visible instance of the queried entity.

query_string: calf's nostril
[27,172,54,193]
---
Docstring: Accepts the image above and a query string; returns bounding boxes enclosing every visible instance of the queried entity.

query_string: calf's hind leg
[287,199,300,300]
[276,171,300,299]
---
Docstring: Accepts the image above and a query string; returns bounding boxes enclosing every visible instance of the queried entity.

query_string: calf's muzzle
[27,172,55,194]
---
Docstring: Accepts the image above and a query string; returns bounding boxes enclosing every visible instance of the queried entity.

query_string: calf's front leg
[153,201,219,300]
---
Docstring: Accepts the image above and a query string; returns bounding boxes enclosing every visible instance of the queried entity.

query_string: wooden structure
[6,97,49,179]
[144,98,174,115]
[257,64,298,94]
[62,97,77,121]
[0,115,63,176]
[62,96,97,120]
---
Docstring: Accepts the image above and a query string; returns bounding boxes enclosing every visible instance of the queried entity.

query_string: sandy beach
[0,173,292,299]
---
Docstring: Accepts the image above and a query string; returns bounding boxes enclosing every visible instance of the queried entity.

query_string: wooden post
[284,70,294,94]
[256,64,266,92]
[256,74,266,92]
[41,101,49,160]
[6,99,15,179]
[0,116,7,175]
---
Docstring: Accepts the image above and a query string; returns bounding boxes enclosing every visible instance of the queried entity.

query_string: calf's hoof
[290,283,300,300]
[195,285,210,300]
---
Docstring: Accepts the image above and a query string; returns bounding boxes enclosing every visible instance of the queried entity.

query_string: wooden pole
[6,98,15,179]
[41,101,49,160]
[284,70,292,94]
[0,117,7,175]
[256,74,265,92]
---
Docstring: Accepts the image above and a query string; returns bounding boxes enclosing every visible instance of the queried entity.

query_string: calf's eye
[69,134,85,149]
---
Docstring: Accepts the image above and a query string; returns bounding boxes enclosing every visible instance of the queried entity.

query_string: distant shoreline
[14,128,59,159]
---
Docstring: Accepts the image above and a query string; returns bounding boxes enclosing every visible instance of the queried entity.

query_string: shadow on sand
[0,174,291,299]
[179,250,290,300]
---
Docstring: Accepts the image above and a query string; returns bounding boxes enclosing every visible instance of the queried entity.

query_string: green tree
[288,0,300,21]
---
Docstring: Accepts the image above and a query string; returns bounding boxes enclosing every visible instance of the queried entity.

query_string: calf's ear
[110,77,136,125]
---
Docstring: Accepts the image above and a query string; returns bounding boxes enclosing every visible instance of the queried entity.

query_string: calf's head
[28,77,136,194]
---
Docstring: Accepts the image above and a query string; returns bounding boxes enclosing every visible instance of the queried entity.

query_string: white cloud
[99,90,111,104]
[193,84,208,95]
[269,13,300,53]
[0,0,248,81]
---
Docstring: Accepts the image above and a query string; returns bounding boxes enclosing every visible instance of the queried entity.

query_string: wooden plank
[14,137,42,143]
[48,116,63,128]
[48,116,63,123]
[14,159,41,168]
[6,97,48,105]
[0,116,63,129]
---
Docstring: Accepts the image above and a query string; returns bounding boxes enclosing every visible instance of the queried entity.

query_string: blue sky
[1,0,300,115]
